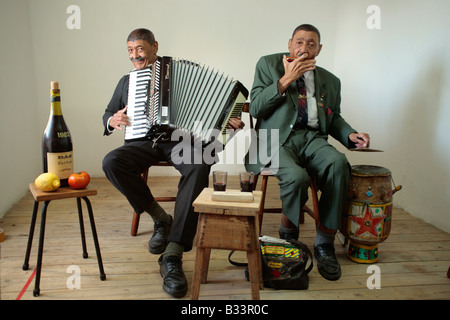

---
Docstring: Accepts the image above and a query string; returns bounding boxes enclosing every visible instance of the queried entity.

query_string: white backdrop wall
[1,0,449,233]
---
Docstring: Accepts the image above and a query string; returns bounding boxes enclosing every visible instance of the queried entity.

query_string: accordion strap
[151,131,170,149]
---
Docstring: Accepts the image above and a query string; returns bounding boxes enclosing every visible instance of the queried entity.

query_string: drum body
[342,165,394,263]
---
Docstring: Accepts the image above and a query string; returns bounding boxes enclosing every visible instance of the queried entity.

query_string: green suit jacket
[245,52,357,174]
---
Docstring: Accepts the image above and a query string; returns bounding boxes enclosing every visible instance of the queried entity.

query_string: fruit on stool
[68,171,90,189]
[35,173,61,191]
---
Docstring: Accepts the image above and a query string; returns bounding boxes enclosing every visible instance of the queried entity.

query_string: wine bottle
[42,81,73,187]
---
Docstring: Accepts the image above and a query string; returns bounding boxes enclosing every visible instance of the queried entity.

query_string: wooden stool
[23,183,106,297]
[191,188,263,300]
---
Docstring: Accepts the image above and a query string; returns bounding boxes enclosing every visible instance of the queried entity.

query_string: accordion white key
[125,56,248,144]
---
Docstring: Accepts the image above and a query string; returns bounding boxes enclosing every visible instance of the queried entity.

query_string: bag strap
[228,250,248,267]
[228,239,314,275]
[287,239,314,274]
[228,250,282,290]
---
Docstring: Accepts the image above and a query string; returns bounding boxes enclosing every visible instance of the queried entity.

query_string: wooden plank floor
[1,176,449,300]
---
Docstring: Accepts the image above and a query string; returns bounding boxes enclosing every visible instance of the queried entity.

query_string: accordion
[124,56,248,144]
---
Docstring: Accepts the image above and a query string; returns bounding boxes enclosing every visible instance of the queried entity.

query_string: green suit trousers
[274,128,351,230]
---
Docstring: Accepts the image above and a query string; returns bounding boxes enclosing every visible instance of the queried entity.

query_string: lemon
[35,173,61,191]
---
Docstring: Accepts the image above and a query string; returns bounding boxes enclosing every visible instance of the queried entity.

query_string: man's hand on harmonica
[110,105,130,130]
[278,53,316,94]
[284,53,316,78]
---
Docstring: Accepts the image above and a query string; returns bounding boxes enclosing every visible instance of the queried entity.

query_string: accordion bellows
[125,56,248,144]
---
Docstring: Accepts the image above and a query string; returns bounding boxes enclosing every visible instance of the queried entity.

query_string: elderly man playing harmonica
[245,24,370,281]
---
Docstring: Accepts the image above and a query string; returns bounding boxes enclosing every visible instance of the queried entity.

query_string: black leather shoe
[314,243,342,281]
[148,216,173,254]
[158,255,188,298]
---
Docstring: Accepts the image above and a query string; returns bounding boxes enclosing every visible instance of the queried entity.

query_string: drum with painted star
[341,165,401,263]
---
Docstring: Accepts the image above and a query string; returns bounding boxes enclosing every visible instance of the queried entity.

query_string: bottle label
[50,90,62,115]
[47,151,73,179]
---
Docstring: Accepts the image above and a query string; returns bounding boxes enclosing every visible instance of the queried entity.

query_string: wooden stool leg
[200,248,211,284]
[131,212,140,236]
[299,211,305,224]
[34,200,50,297]
[309,176,320,228]
[253,214,263,290]
[23,201,39,271]
[258,175,268,232]
[191,246,210,300]
[247,249,261,300]
[82,197,106,281]
[248,216,262,298]
[76,198,88,258]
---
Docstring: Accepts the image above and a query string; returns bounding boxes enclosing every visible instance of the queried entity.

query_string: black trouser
[102,140,211,251]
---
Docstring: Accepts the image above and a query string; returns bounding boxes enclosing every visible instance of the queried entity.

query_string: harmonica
[287,53,308,62]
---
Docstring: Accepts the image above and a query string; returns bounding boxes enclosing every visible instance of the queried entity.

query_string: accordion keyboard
[125,67,152,141]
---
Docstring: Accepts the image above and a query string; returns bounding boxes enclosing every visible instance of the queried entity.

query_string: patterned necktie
[296,76,308,127]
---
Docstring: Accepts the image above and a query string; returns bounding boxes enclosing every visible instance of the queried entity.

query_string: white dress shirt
[303,71,319,129]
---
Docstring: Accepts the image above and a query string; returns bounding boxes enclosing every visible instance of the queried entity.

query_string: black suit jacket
[102,74,129,136]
